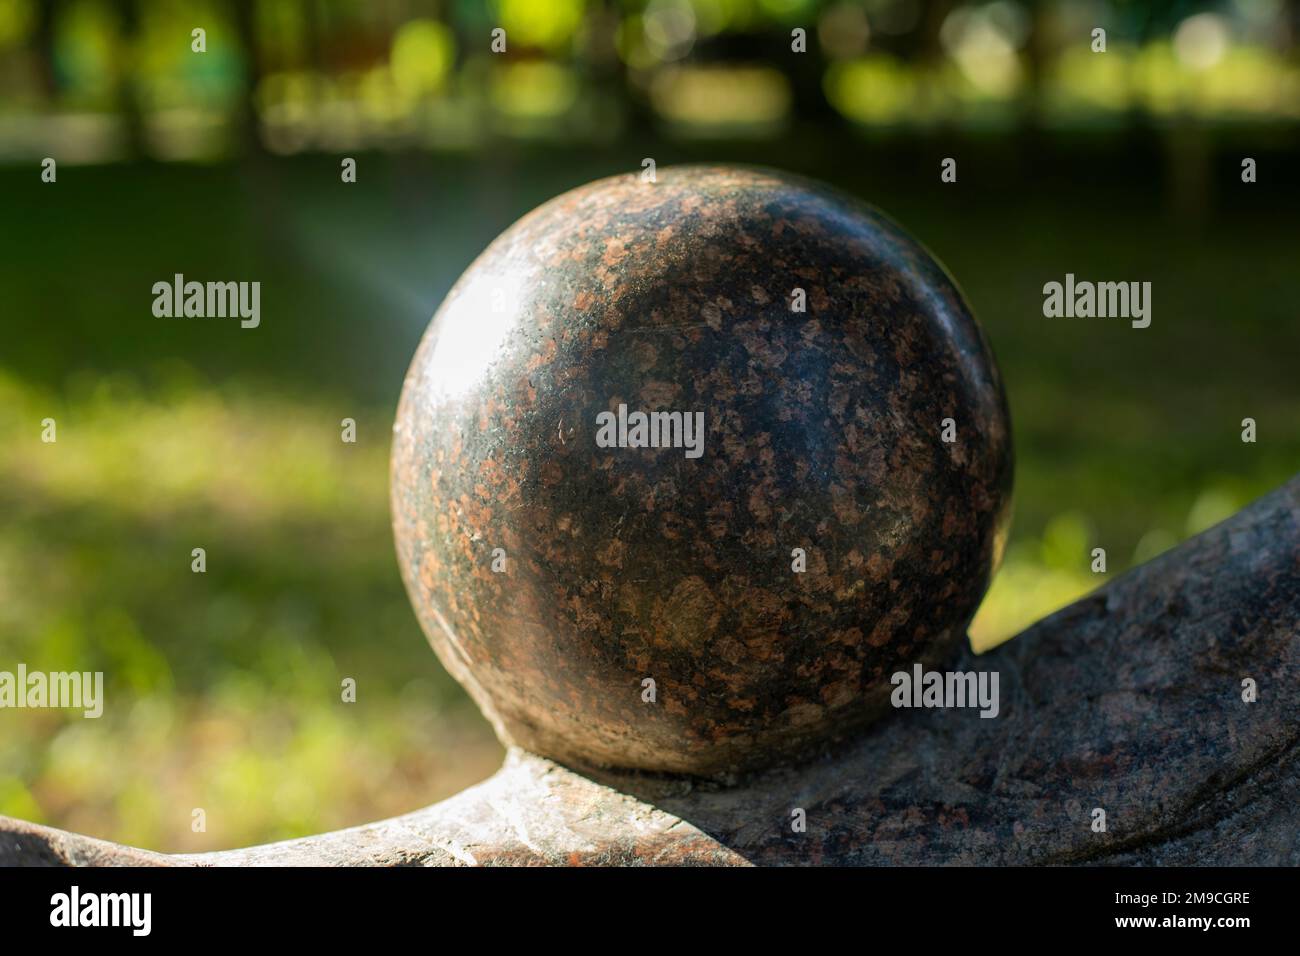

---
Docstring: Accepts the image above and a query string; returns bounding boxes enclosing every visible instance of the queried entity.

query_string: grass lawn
[2,133,1296,850]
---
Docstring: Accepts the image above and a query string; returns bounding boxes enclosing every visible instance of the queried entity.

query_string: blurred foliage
[0,1,1297,850]
[0,0,1298,162]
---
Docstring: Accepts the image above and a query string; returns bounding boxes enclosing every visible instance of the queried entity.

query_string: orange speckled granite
[391,165,1013,777]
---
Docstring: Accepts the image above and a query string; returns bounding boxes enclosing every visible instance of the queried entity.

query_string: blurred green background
[1,0,1297,852]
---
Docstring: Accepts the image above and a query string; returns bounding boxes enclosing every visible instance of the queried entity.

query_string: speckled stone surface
[4,473,1296,865]
[390,165,1013,776]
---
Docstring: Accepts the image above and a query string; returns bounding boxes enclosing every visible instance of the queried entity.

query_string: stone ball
[391,165,1012,777]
